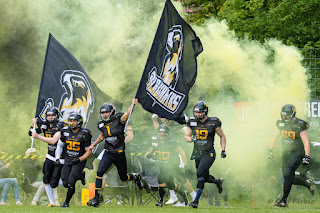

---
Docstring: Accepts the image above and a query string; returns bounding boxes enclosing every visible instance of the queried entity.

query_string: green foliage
[177,0,320,49]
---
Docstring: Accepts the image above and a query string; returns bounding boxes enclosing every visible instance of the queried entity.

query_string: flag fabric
[35,34,122,168]
[136,0,203,124]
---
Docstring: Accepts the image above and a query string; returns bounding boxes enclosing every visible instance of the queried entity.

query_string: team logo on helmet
[39,70,94,127]
[146,25,185,114]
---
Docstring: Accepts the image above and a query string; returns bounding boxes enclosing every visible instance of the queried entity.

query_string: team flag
[35,34,122,168]
[136,0,203,124]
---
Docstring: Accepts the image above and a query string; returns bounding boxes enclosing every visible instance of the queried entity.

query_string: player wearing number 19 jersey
[269,104,313,207]
[185,101,226,208]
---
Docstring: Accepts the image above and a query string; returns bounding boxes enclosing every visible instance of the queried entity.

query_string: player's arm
[216,127,226,151]
[184,126,194,143]
[121,98,138,123]
[79,147,92,161]
[145,147,154,158]
[300,130,310,156]
[269,129,280,150]
[88,132,104,151]
[28,117,43,136]
[176,145,187,165]
[151,114,159,130]
[32,131,61,145]
[124,125,133,143]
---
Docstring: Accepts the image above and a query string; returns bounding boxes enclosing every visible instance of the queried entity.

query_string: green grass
[2,200,320,213]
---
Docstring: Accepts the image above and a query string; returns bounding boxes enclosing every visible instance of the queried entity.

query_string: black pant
[61,160,86,188]
[43,158,62,187]
[195,151,216,190]
[97,151,128,182]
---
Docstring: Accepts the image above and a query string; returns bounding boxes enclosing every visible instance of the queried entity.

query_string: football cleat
[47,203,55,207]
[135,173,143,190]
[61,202,69,208]
[189,200,198,208]
[173,201,187,207]
[217,178,223,193]
[87,197,99,207]
[165,196,178,205]
[275,199,287,207]
[81,171,86,185]
[155,198,163,207]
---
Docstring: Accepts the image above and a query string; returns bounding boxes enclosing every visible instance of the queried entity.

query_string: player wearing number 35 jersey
[269,104,313,207]
[185,101,226,209]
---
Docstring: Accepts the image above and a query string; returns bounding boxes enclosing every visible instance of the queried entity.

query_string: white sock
[59,179,63,186]
[53,187,58,200]
[169,190,177,198]
[190,191,196,200]
[45,185,55,205]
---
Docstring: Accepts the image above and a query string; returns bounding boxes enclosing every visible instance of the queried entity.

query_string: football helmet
[280,104,296,122]
[68,113,83,129]
[157,123,171,139]
[45,106,59,123]
[193,101,208,120]
[100,103,115,121]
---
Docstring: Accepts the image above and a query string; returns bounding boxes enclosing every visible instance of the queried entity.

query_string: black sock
[65,186,75,203]
[159,187,165,200]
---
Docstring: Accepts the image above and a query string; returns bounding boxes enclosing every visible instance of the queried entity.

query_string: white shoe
[54,199,60,206]
[16,201,23,205]
[0,201,9,205]
[165,196,178,205]
[173,201,187,207]
[117,200,124,205]
[31,200,37,205]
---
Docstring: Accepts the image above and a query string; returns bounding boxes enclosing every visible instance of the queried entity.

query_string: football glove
[302,155,310,165]
[55,159,61,166]
[71,158,81,165]
[151,114,158,120]
[191,135,197,142]
[221,150,227,158]
[268,150,273,159]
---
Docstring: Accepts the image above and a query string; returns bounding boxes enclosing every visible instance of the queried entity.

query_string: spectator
[0,151,23,205]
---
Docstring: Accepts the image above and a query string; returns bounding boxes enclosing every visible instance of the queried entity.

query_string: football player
[185,101,226,208]
[29,106,65,207]
[151,114,196,205]
[87,98,143,208]
[269,104,313,207]
[34,113,92,207]
[146,123,189,207]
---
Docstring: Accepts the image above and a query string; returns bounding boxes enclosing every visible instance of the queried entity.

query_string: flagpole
[124,103,135,133]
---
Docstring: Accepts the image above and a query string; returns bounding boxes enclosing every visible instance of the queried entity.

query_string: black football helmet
[157,123,171,139]
[280,104,296,122]
[45,106,60,123]
[193,101,208,120]
[100,103,115,121]
[68,113,83,129]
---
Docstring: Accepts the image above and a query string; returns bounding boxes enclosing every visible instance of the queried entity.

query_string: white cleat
[165,196,178,205]
[173,201,187,207]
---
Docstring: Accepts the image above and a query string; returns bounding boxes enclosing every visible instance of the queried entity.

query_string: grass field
[2,199,320,213]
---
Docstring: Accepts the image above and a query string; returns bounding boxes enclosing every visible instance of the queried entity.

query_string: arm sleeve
[55,140,65,159]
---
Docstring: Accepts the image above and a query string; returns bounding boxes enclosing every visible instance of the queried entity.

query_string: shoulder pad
[62,126,69,130]
[276,120,285,127]
[40,124,48,129]
[98,120,105,128]
[115,112,124,118]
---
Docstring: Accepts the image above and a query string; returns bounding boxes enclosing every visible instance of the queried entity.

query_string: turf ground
[2,200,320,213]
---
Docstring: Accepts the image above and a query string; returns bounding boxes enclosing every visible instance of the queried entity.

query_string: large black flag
[35,34,122,168]
[136,0,203,124]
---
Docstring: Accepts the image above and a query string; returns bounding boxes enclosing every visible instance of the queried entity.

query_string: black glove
[71,158,81,165]
[221,150,227,158]
[302,155,310,165]
[55,159,61,166]
[268,150,273,159]
[191,135,197,142]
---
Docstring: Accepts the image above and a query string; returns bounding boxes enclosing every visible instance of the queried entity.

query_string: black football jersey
[60,127,92,159]
[187,117,222,152]
[31,121,66,157]
[98,113,126,152]
[151,137,180,164]
[276,118,309,152]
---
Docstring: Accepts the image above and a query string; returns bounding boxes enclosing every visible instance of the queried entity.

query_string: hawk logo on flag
[146,25,185,114]
[39,70,94,127]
